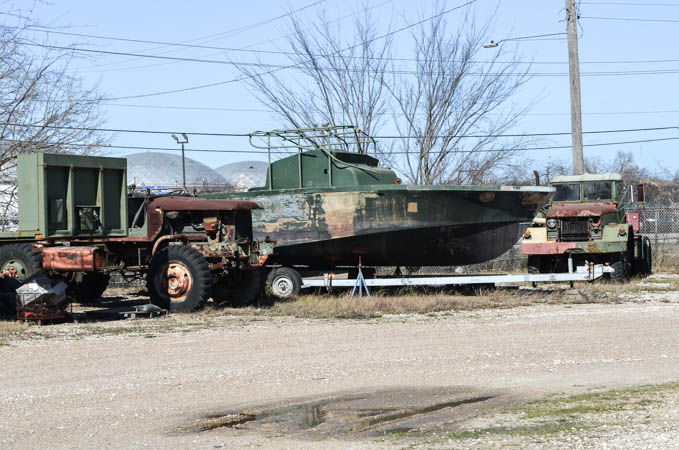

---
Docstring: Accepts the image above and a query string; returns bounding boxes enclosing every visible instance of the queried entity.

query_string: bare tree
[0,22,106,230]
[386,7,532,185]
[232,5,392,154]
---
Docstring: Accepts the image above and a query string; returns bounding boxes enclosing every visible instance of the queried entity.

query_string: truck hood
[546,201,617,218]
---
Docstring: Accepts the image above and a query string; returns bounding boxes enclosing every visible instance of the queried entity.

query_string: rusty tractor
[0,153,274,312]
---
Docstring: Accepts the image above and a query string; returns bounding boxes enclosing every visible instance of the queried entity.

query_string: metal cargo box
[15,153,128,239]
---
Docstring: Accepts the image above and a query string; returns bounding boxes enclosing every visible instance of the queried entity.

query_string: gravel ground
[2,281,679,449]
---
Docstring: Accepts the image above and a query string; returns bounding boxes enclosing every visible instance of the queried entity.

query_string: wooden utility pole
[566,0,585,175]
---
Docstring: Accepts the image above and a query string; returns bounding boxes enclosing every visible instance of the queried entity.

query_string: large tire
[641,236,653,275]
[527,255,542,274]
[212,268,265,307]
[147,245,212,312]
[266,267,302,299]
[0,243,42,281]
[70,273,110,304]
[610,253,631,283]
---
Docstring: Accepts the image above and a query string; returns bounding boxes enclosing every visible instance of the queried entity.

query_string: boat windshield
[583,181,613,201]
[553,183,581,201]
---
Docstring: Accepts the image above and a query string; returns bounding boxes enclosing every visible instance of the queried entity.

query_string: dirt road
[2,295,679,449]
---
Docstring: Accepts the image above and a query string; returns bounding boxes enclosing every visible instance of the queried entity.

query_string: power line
[101,103,679,116]
[6,122,678,139]
[102,0,479,100]
[580,2,679,6]
[67,0,395,75]
[5,135,678,155]
[20,40,679,82]
[581,15,679,23]
[20,36,679,67]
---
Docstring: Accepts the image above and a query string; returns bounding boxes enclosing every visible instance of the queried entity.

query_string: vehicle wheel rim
[158,263,193,302]
[1,259,27,279]
[272,276,292,297]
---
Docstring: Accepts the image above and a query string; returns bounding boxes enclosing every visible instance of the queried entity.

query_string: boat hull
[205,185,553,267]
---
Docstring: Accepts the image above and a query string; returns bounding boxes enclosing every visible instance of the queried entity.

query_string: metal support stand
[350,257,371,298]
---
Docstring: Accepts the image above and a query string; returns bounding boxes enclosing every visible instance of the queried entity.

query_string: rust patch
[150,196,260,212]
[42,246,104,271]
[547,202,616,218]
[522,241,577,255]
[407,201,418,213]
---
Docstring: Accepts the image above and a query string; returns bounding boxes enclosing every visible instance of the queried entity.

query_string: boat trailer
[301,259,614,293]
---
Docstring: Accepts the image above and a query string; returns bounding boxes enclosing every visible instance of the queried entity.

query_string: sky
[9,0,679,177]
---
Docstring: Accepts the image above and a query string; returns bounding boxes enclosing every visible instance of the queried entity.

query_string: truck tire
[211,268,265,307]
[527,255,542,274]
[148,245,212,312]
[70,273,110,304]
[643,237,653,275]
[610,253,631,283]
[266,267,302,298]
[0,243,42,281]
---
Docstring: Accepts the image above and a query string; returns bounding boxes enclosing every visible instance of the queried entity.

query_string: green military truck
[0,153,274,312]
[521,173,651,281]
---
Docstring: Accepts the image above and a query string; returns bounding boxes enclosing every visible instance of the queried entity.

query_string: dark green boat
[204,127,554,268]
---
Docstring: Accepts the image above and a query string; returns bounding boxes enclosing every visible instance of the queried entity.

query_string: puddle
[176,387,498,438]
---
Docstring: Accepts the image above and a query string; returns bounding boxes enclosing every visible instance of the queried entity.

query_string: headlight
[547,218,557,228]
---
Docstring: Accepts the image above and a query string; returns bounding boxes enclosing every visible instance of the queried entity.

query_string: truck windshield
[553,183,580,201]
[583,182,613,200]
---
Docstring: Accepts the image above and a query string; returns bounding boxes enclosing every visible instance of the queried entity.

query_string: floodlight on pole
[171,133,189,191]
[482,32,566,49]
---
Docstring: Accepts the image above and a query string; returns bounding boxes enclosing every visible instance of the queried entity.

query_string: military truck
[521,173,651,281]
[0,153,274,312]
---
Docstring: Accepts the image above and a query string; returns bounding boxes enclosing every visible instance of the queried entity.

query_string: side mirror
[637,183,645,203]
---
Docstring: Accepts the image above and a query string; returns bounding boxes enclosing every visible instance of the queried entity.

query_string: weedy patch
[433,382,679,448]
[0,320,32,345]
[261,287,616,319]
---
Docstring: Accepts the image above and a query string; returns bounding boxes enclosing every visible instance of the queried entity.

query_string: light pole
[171,133,189,191]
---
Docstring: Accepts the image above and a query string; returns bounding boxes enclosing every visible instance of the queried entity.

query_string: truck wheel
[211,268,265,307]
[610,253,631,283]
[266,267,302,298]
[148,245,212,312]
[70,273,110,304]
[641,236,652,275]
[527,255,542,274]
[0,243,42,281]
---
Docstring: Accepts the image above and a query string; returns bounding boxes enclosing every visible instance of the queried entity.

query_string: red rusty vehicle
[0,153,274,312]
[521,173,651,282]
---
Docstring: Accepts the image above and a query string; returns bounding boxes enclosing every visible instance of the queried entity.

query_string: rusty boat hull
[205,185,554,268]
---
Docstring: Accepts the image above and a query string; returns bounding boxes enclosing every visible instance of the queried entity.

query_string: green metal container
[0,153,128,240]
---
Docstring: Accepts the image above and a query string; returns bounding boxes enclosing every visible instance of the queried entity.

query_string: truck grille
[559,218,590,242]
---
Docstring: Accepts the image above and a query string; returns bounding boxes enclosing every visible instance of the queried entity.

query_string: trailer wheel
[0,243,42,281]
[610,253,631,283]
[266,267,302,298]
[148,245,212,312]
[70,273,110,304]
[211,268,265,307]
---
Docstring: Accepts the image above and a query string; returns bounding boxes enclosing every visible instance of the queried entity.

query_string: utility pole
[171,133,189,191]
[566,0,585,175]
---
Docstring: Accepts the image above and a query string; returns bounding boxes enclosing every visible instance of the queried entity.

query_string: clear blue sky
[14,0,679,176]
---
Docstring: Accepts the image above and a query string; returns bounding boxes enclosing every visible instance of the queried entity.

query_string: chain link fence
[629,205,679,269]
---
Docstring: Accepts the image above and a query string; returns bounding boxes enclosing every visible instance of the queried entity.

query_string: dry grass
[1,273,675,343]
[261,287,607,319]
[0,320,31,345]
